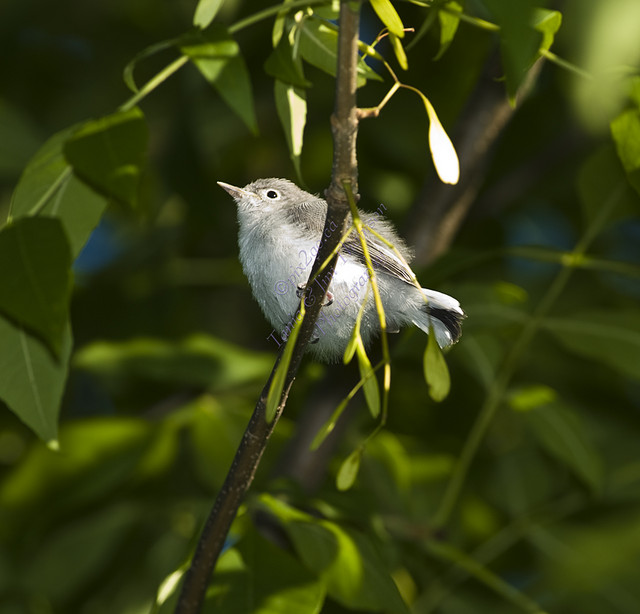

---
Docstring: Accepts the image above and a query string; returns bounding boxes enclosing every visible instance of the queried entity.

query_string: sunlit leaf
[356,342,380,418]
[193,0,224,29]
[0,317,72,442]
[435,2,462,60]
[370,0,405,38]
[423,327,450,402]
[9,128,107,258]
[533,8,562,53]
[336,448,362,491]
[266,305,304,423]
[180,25,258,134]
[389,32,408,70]
[275,80,307,181]
[258,494,410,614]
[74,334,272,391]
[611,106,640,197]
[0,217,71,356]
[420,95,459,184]
[63,107,148,209]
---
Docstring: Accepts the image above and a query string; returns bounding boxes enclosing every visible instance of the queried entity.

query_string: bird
[218,178,465,362]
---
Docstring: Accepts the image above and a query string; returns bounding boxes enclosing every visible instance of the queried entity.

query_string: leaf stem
[119,55,189,113]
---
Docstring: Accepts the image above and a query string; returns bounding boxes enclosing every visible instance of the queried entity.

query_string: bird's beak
[217,181,254,200]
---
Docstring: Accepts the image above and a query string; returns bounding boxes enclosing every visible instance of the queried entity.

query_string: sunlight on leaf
[356,342,380,419]
[370,0,405,38]
[422,96,460,184]
[266,304,304,423]
[193,0,224,29]
[389,32,408,70]
[424,327,450,402]
[275,80,307,181]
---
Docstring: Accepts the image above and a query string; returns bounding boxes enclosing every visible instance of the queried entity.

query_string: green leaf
[266,306,304,423]
[421,94,460,184]
[336,448,362,491]
[73,334,272,391]
[9,128,108,258]
[63,107,148,209]
[611,107,640,197]
[155,528,326,614]
[193,0,224,29]
[435,2,462,61]
[423,327,450,402]
[0,217,71,356]
[298,19,381,87]
[532,8,562,54]
[483,0,541,102]
[0,317,72,442]
[275,80,307,181]
[265,37,312,88]
[258,494,410,614]
[525,400,603,493]
[370,0,405,38]
[542,311,640,380]
[389,32,408,70]
[356,342,380,418]
[180,25,258,134]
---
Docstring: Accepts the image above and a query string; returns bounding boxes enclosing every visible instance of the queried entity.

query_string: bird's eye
[265,189,280,200]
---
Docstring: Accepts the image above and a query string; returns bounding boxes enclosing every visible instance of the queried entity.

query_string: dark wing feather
[341,229,415,286]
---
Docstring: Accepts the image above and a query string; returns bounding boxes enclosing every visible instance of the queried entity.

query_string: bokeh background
[1,0,640,613]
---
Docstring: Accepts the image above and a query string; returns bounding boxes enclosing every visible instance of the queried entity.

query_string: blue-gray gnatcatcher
[218,178,465,362]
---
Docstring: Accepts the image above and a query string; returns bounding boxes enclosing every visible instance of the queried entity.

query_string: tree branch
[174,2,362,612]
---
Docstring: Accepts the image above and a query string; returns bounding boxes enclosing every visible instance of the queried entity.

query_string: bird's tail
[411,289,465,348]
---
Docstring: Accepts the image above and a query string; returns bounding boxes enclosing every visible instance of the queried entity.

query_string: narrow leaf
[422,96,460,184]
[356,342,380,418]
[0,217,71,356]
[266,37,312,88]
[370,0,405,38]
[336,448,362,491]
[63,107,148,209]
[0,316,72,442]
[275,80,307,181]
[265,306,304,423]
[424,327,450,402]
[299,19,381,87]
[180,26,258,134]
[435,2,462,60]
[9,128,108,257]
[389,32,408,70]
[193,0,224,29]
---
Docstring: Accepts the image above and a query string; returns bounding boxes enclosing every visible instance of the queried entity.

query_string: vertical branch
[174,2,362,613]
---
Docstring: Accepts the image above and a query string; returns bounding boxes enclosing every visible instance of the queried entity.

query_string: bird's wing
[341,228,416,286]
